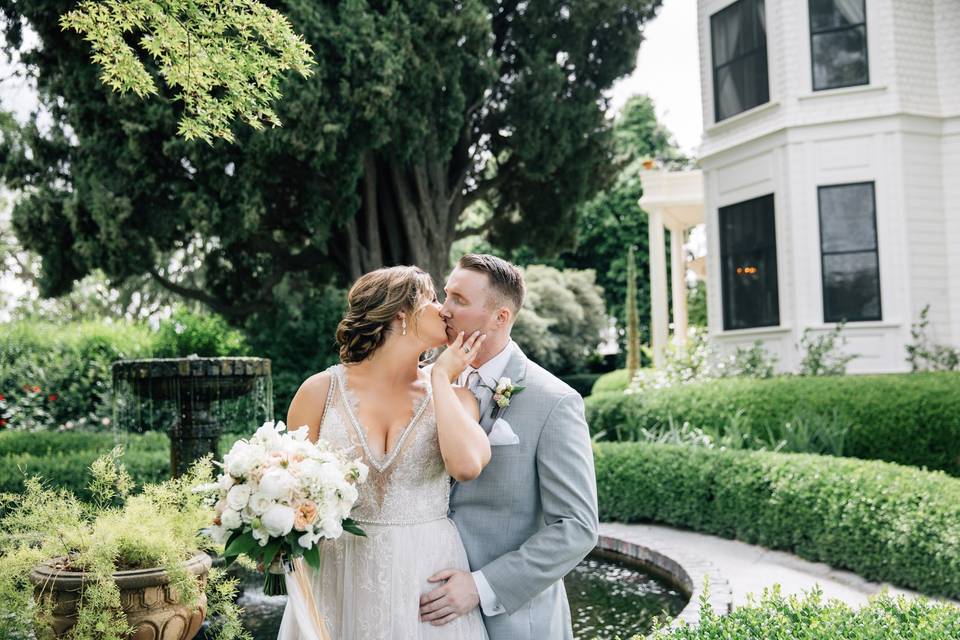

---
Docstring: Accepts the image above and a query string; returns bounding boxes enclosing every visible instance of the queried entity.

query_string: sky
[608,0,703,156]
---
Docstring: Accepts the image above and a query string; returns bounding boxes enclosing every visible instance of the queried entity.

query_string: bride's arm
[431,370,491,482]
[285,372,332,444]
[431,331,492,482]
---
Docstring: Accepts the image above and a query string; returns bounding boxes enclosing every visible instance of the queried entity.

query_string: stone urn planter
[29,552,212,640]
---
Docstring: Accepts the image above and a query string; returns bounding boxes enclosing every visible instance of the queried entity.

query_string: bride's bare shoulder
[297,370,333,399]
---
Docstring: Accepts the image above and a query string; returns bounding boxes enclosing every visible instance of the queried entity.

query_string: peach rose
[293,500,319,531]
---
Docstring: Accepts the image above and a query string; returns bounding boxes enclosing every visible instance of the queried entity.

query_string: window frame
[711,0,770,122]
[817,181,882,323]
[808,0,870,92]
[719,193,781,331]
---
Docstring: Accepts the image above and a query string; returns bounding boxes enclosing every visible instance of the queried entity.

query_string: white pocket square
[488,418,520,446]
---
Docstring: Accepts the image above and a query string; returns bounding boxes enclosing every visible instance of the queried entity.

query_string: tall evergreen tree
[0,0,662,320]
[625,244,640,376]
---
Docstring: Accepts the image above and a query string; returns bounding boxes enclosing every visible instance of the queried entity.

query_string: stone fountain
[112,356,273,477]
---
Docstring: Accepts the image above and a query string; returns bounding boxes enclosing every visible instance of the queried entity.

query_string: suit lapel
[478,343,528,431]
[450,343,529,500]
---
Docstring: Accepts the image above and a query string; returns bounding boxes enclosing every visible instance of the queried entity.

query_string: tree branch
[147,265,232,315]
[455,216,498,240]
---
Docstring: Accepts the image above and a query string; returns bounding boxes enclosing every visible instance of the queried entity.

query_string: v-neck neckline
[335,365,432,473]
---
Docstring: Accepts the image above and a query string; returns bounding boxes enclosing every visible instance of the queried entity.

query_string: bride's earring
[402,317,407,336]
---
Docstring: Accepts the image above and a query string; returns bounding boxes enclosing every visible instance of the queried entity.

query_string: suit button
[449,509,456,516]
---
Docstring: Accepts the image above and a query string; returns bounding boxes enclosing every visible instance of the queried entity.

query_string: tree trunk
[337,148,462,288]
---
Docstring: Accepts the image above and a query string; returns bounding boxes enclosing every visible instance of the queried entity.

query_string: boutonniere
[482,376,526,419]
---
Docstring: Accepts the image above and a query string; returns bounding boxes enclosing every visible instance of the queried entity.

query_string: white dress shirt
[457,340,515,617]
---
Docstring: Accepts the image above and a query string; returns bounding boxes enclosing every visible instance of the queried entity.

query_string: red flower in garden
[32,385,41,393]
[0,393,4,401]
[0,419,6,427]
[48,394,58,402]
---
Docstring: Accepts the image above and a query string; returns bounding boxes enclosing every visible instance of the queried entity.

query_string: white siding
[696,0,959,373]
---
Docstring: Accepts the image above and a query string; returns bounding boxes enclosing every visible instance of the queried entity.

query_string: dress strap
[316,365,340,435]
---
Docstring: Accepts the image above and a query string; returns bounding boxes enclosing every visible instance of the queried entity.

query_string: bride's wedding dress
[277,364,488,640]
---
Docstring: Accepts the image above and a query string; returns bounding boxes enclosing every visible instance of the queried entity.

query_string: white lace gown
[277,365,488,640]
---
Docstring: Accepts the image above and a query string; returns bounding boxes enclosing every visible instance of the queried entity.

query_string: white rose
[251,525,270,547]
[496,377,511,393]
[288,426,310,442]
[247,491,273,516]
[298,531,320,549]
[318,516,343,539]
[262,504,296,537]
[350,460,369,483]
[218,473,236,492]
[203,524,230,545]
[226,484,252,511]
[260,469,298,500]
[220,509,242,530]
[224,441,266,478]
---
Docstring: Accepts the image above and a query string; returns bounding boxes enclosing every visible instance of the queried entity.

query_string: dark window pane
[720,194,780,330]
[818,182,876,253]
[810,0,865,31]
[716,51,770,121]
[822,252,881,321]
[712,0,769,121]
[812,25,868,90]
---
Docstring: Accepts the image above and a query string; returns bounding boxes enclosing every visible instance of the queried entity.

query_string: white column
[648,209,669,368]
[670,225,689,346]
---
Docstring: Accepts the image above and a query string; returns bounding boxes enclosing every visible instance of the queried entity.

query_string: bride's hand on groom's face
[432,330,486,382]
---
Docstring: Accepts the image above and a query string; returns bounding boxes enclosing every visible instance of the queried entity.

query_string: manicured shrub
[0,320,155,430]
[0,431,246,501]
[561,373,602,398]
[647,587,960,639]
[152,307,250,358]
[587,372,960,474]
[595,442,960,598]
[591,369,633,395]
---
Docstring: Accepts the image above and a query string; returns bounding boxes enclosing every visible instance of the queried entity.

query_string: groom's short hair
[457,254,525,314]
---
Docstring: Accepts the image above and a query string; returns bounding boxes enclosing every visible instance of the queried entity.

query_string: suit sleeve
[478,392,599,614]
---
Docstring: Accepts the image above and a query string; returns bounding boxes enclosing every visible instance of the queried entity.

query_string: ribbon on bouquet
[275,557,333,640]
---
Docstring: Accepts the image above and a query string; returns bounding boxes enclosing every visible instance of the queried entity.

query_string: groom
[419,253,599,639]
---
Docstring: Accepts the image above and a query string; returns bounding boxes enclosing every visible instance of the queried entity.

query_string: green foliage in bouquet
[59,0,316,143]
[0,448,248,640]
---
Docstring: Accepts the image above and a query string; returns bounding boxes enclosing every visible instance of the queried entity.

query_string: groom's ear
[496,306,513,328]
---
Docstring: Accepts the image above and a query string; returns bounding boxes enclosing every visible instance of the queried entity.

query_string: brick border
[595,533,732,629]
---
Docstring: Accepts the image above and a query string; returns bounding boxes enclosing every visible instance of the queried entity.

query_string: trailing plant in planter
[0,447,249,640]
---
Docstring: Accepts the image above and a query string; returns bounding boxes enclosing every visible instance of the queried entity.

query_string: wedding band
[462,346,471,354]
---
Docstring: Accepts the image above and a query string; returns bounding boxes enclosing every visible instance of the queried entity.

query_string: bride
[278,265,491,639]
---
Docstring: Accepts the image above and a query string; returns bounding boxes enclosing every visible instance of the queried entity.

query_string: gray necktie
[464,369,491,429]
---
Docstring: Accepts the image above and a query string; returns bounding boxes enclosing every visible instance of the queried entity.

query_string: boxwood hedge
[587,372,960,474]
[648,588,960,639]
[595,441,960,598]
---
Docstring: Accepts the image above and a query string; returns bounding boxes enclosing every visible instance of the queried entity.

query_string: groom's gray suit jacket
[449,343,599,640]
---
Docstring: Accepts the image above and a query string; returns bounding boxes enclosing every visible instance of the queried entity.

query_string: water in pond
[225,552,687,640]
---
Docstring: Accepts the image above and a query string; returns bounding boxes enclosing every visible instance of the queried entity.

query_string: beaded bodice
[319,365,449,525]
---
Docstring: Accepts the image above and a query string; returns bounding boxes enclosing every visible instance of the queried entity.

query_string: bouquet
[198,420,368,596]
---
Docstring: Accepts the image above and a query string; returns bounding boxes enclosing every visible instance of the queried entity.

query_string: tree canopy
[0,0,662,320]
[59,0,316,142]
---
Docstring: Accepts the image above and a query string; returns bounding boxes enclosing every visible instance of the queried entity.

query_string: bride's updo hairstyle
[336,266,436,364]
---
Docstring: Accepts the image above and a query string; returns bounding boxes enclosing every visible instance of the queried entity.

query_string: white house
[677,0,960,373]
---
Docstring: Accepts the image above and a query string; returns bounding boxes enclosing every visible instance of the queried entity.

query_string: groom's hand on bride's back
[419,569,479,626]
